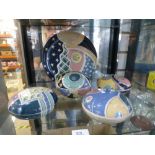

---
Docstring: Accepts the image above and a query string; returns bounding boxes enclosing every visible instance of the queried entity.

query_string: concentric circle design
[56,71,91,97]
[61,72,89,91]
[71,52,82,63]
[69,73,81,81]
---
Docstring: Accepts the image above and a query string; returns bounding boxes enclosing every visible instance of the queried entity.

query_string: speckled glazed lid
[82,88,133,125]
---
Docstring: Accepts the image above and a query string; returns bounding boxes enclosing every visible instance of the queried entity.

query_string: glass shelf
[31,86,155,135]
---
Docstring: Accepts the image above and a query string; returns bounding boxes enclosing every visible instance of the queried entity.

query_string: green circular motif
[62,72,85,90]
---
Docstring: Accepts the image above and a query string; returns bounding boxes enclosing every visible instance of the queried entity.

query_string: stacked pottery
[40,31,133,125]
[8,87,57,120]
[8,31,133,126]
[42,31,97,97]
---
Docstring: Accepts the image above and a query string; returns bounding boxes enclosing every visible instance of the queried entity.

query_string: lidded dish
[8,87,57,120]
[82,88,133,125]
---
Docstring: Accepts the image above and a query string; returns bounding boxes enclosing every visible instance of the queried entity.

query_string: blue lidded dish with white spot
[8,87,58,120]
[82,88,133,125]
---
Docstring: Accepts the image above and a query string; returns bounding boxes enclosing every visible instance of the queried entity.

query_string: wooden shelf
[0,56,17,59]
[0,34,13,38]
[2,66,21,71]
[0,44,17,48]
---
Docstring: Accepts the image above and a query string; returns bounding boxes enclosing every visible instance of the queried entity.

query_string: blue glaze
[69,73,80,81]
[42,35,60,79]
[81,78,90,88]
[42,31,97,82]
[8,87,57,120]
[9,99,41,116]
[47,40,64,79]
[82,55,96,80]
[59,88,71,97]
[78,36,97,57]
[120,94,132,113]
[83,89,119,116]
[82,88,133,124]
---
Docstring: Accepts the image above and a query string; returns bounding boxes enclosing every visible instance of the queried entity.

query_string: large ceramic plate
[42,31,97,82]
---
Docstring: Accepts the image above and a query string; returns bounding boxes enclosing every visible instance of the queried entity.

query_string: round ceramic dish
[97,73,131,93]
[42,31,97,82]
[130,115,155,131]
[82,88,133,125]
[112,76,131,93]
[56,71,91,97]
[8,87,57,120]
[97,77,118,90]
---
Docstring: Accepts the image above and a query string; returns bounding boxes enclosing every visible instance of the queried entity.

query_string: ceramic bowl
[96,72,131,93]
[112,76,132,93]
[8,87,58,120]
[97,76,118,90]
[56,71,91,97]
[82,88,133,125]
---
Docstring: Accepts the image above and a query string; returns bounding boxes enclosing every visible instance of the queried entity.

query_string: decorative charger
[82,88,133,125]
[8,87,57,120]
[42,31,97,82]
[112,76,131,93]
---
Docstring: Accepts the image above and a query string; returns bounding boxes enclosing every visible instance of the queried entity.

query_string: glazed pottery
[95,71,132,93]
[97,77,118,90]
[42,31,97,82]
[56,71,91,97]
[82,88,133,125]
[130,115,155,131]
[8,87,57,120]
[112,76,131,93]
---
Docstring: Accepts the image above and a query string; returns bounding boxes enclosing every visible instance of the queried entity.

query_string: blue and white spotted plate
[42,31,97,82]
[8,87,58,120]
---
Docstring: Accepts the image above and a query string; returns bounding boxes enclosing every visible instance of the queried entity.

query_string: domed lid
[8,87,57,120]
[82,88,133,124]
